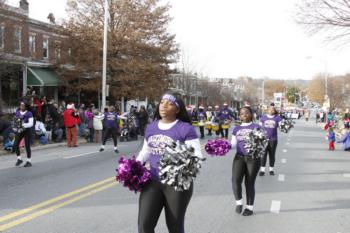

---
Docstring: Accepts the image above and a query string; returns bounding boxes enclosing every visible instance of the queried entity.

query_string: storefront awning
[27,67,62,86]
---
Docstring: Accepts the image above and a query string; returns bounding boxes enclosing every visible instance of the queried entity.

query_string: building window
[14,27,21,53]
[0,25,4,49]
[29,34,35,57]
[43,37,49,59]
[55,47,61,63]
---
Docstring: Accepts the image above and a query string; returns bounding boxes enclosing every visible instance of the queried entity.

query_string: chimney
[19,0,29,12]
[47,13,55,24]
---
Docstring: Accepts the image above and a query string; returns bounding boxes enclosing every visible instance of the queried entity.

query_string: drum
[199,120,205,127]
[222,124,230,129]
[192,121,199,127]
[205,121,212,129]
[211,123,219,131]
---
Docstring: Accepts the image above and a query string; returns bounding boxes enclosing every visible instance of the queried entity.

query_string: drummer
[212,105,222,138]
[198,105,207,139]
[219,102,235,139]
[206,106,214,136]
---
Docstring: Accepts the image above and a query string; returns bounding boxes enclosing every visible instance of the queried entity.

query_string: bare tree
[296,0,350,44]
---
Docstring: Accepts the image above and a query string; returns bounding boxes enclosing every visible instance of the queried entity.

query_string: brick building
[0,0,70,106]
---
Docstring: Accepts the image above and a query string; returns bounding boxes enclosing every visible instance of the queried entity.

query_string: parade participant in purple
[205,106,213,136]
[212,105,222,137]
[198,105,207,139]
[13,102,34,167]
[99,106,124,153]
[136,93,202,233]
[259,105,282,176]
[219,102,235,139]
[231,107,261,216]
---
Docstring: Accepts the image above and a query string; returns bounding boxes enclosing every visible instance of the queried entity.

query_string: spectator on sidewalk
[78,104,86,137]
[85,105,94,143]
[63,103,79,147]
[93,110,104,143]
[138,105,149,137]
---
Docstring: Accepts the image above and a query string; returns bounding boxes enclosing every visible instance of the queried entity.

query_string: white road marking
[64,151,98,159]
[281,158,287,163]
[282,149,287,153]
[343,173,350,178]
[278,174,285,182]
[270,200,281,214]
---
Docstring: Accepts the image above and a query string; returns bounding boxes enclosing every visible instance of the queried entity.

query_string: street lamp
[102,0,109,110]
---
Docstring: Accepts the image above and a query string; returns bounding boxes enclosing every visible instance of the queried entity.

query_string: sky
[7,0,350,80]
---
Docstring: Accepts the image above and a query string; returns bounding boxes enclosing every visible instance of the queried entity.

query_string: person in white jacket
[93,110,104,143]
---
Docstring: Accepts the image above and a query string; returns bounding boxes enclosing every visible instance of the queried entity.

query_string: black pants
[13,129,31,159]
[102,127,118,146]
[232,155,260,205]
[138,180,193,233]
[215,124,225,137]
[207,128,212,135]
[199,126,205,138]
[261,140,278,167]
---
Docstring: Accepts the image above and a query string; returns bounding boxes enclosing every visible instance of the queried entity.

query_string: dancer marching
[259,105,282,176]
[13,102,34,167]
[231,106,262,216]
[136,93,202,233]
[99,106,125,153]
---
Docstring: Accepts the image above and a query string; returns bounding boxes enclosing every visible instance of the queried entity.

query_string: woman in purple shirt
[231,106,262,216]
[259,105,282,176]
[137,93,202,233]
[13,102,34,167]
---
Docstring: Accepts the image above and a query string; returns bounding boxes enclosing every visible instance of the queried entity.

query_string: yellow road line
[0,182,117,232]
[0,177,115,224]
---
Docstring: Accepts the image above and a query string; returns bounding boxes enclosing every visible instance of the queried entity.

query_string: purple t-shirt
[145,120,198,179]
[15,110,33,123]
[104,112,119,128]
[260,115,282,140]
[232,123,261,156]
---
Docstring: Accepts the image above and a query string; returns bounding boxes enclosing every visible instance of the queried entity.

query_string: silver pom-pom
[243,128,269,158]
[159,141,205,191]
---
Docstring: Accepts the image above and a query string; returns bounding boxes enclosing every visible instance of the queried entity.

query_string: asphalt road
[1,119,350,233]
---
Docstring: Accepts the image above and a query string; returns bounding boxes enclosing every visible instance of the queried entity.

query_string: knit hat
[67,103,74,109]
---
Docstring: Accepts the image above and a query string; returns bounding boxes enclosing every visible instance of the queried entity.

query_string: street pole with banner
[102,0,108,110]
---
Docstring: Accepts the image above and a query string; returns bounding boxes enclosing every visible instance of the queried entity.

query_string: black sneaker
[242,209,253,216]
[114,149,119,153]
[99,148,104,152]
[15,159,23,167]
[23,161,32,167]
[269,171,275,176]
[259,171,265,176]
[235,205,243,214]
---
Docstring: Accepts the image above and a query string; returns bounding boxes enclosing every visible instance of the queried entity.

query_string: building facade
[0,0,70,106]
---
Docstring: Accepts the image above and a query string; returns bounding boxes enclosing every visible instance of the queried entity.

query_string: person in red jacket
[63,103,79,147]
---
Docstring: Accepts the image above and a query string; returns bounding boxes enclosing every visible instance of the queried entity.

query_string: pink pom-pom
[116,156,151,193]
[205,139,231,156]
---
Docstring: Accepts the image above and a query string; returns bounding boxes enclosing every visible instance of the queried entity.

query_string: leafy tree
[63,0,178,100]
[286,86,300,103]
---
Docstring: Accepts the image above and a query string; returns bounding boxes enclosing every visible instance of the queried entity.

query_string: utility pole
[102,0,108,110]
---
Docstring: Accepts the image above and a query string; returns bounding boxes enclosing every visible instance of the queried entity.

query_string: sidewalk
[0,138,88,156]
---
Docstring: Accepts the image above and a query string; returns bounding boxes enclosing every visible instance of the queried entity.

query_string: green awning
[27,67,62,86]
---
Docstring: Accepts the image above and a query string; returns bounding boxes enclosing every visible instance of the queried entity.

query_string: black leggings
[102,128,118,146]
[261,140,278,167]
[13,129,32,158]
[232,155,260,205]
[138,180,193,233]
[199,126,204,138]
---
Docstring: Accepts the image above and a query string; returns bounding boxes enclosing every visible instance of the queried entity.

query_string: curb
[0,139,88,157]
